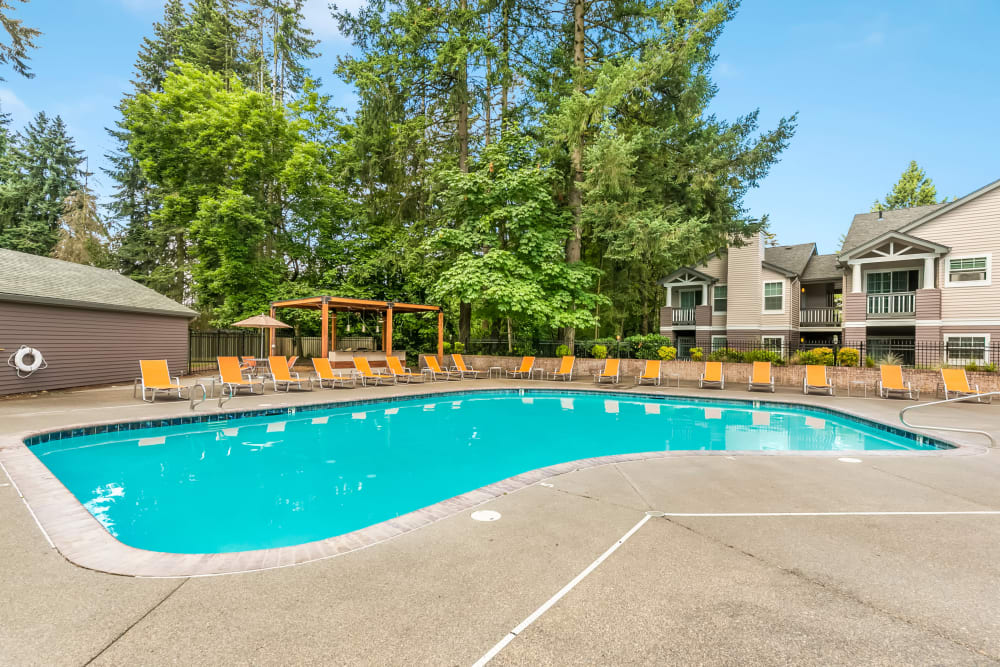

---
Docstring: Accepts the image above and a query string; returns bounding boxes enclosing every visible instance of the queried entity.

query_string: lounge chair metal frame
[878,365,915,400]
[550,356,575,381]
[267,355,314,392]
[424,356,461,381]
[506,356,535,379]
[941,368,993,403]
[312,358,356,389]
[635,360,661,386]
[387,355,426,383]
[748,361,775,393]
[699,362,724,389]
[354,357,397,386]
[133,360,202,404]
[216,356,266,399]
[450,354,486,379]
[594,359,620,384]
[803,365,834,396]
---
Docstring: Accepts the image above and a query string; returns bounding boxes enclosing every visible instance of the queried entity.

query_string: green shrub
[707,347,741,362]
[984,362,998,372]
[965,362,981,372]
[555,344,571,357]
[836,347,860,367]
[864,355,876,368]
[591,344,608,359]
[442,341,452,354]
[876,352,903,366]
[744,349,785,366]
[453,341,465,353]
[797,347,834,366]
[625,334,672,359]
[658,346,677,361]
[689,346,704,361]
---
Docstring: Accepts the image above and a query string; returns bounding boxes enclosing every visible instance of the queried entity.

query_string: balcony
[672,308,696,326]
[867,292,915,318]
[799,307,842,327]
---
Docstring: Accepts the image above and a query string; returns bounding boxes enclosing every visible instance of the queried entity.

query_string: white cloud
[0,88,31,126]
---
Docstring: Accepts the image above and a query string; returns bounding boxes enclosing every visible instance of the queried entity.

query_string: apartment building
[659,176,1000,364]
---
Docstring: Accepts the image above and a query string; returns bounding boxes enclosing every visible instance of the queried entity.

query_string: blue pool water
[29,391,942,554]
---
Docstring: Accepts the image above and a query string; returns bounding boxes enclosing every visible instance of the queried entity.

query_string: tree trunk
[564,0,587,351]
[507,317,513,353]
[459,301,471,346]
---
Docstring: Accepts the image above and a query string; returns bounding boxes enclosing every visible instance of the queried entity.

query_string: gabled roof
[839,229,949,262]
[658,266,718,285]
[898,176,1000,234]
[0,249,195,318]
[801,254,841,282]
[764,243,815,276]
[840,204,946,254]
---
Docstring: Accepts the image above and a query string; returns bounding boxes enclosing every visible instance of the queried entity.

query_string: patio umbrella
[231,313,292,358]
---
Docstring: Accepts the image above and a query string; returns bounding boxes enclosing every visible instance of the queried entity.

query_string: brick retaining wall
[419,354,1000,398]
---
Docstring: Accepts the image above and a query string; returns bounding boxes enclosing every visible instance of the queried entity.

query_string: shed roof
[763,243,816,276]
[840,204,946,254]
[0,249,195,318]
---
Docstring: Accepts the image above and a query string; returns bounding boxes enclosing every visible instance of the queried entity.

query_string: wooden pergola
[269,296,444,360]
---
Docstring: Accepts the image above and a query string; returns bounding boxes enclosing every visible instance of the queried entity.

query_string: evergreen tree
[52,182,110,267]
[871,160,941,211]
[0,0,40,80]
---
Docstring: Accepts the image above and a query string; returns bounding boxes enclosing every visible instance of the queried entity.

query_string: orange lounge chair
[312,357,355,388]
[133,360,196,402]
[217,356,265,397]
[287,355,299,370]
[803,365,833,396]
[878,365,915,399]
[550,356,576,381]
[424,355,460,380]
[748,361,774,393]
[636,360,661,386]
[451,353,486,379]
[387,355,426,383]
[267,355,313,391]
[506,356,535,379]
[240,356,258,375]
[699,361,724,389]
[941,368,992,403]
[594,358,620,384]
[354,356,396,386]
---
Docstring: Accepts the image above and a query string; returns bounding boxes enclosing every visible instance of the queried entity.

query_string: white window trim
[862,267,922,294]
[761,335,785,351]
[713,284,728,313]
[944,253,992,288]
[711,335,728,352]
[943,333,990,366]
[762,281,784,314]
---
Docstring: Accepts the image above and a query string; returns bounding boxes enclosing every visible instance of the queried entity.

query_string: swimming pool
[28,390,945,554]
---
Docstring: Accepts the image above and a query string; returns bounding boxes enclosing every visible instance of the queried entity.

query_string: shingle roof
[801,253,841,282]
[840,204,946,254]
[0,249,195,318]
[763,243,815,276]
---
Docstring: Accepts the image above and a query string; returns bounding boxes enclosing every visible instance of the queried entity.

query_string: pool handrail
[899,393,1000,448]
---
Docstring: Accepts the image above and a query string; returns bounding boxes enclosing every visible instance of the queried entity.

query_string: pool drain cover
[471,510,501,522]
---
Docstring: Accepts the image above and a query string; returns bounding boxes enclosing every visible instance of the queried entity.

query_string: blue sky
[2,0,998,255]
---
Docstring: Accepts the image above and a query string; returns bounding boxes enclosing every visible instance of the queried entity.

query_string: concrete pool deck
[1,377,999,664]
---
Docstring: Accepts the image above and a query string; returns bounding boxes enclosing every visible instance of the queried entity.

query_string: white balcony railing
[867,292,915,317]
[799,307,842,326]
[672,308,696,325]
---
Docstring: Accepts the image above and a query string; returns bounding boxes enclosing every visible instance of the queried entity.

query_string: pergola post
[385,305,393,356]
[269,304,277,353]
[330,312,337,354]
[437,310,444,362]
[320,300,329,358]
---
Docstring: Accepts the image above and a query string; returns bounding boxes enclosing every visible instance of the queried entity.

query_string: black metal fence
[461,337,1000,370]
[188,330,263,373]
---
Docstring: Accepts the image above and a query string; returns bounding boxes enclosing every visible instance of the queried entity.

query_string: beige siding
[915,185,1000,319]
[760,266,791,329]
[0,301,190,396]
[725,234,763,328]
[697,253,728,282]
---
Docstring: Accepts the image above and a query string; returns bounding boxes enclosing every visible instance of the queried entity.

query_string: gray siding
[0,301,189,396]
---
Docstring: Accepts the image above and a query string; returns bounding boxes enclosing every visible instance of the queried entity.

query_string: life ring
[8,345,46,378]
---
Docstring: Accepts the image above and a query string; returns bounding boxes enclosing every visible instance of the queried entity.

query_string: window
[762,336,784,352]
[866,269,918,294]
[763,282,783,312]
[711,336,728,352]
[947,255,990,286]
[713,286,727,312]
[679,289,702,309]
[945,335,989,365]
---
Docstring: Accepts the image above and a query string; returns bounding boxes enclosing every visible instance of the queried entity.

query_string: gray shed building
[0,249,195,396]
